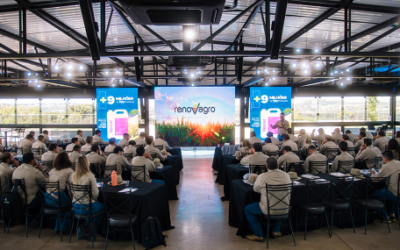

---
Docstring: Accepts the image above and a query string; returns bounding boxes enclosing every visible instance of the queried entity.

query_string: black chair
[104,165,118,179]
[347,147,356,157]
[361,157,383,170]
[354,176,391,234]
[387,173,400,228]
[285,162,305,175]
[32,148,42,158]
[89,163,104,178]
[309,160,328,175]
[104,152,112,158]
[41,160,53,173]
[68,183,105,248]
[266,151,279,159]
[1,178,25,234]
[327,177,356,237]
[102,189,138,250]
[338,160,354,173]
[292,151,299,158]
[131,165,146,182]
[123,153,133,162]
[263,183,296,248]
[297,179,331,240]
[154,145,163,151]
[249,165,267,175]
[136,144,144,149]
[325,148,339,160]
[36,180,72,241]
[150,153,158,159]
[71,163,76,171]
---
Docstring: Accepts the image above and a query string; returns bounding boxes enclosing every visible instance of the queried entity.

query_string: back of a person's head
[378,130,385,137]
[265,138,272,144]
[139,132,146,137]
[43,130,48,134]
[30,131,35,135]
[253,142,262,152]
[145,136,154,145]
[267,158,278,170]
[26,134,33,140]
[387,139,400,151]
[77,130,82,135]
[73,145,81,152]
[360,127,366,132]
[382,151,394,161]
[318,128,324,133]
[363,138,372,146]
[282,146,292,152]
[158,134,164,139]
[282,134,290,141]
[136,146,145,156]
[113,146,124,154]
[338,141,348,152]
[396,131,400,138]
[123,133,129,137]
[308,145,317,151]
[74,156,90,182]
[267,132,273,137]
[345,130,351,134]
[334,128,340,133]
[342,134,349,141]
[86,136,93,144]
[71,137,78,144]
[109,138,116,145]
[38,135,44,141]
[95,129,101,135]
[325,135,333,142]
[360,131,366,138]
[1,152,12,163]
[91,144,99,152]
[53,152,72,170]
[22,153,35,164]
[243,139,250,148]
[129,140,136,146]
[49,143,58,151]
[305,137,312,144]
[287,128,293,134]
[250,131,256,137]
[300,129,305,135]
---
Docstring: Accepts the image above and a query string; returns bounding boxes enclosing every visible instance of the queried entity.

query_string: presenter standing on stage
[270,113,290,141]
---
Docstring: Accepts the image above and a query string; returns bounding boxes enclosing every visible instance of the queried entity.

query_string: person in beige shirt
[66,137,79,152]
[360,127,373,140]
[267,132,280,146]
[355,132,367,151]
[304,145,328,174]
[135,132,146,147]
[74,130,86,146]
[345,130,358,144]
[298,129,311,148]
[104,138,117,155]
[248,132,262,146]
[131,146,163,183]
[29,131,36,143]
[18,134,34,155]
[245,158,291,241]
[236,140,251,160]
[395,131,400,145]
[93,130,107,145]
[0,152,19,193]
[287,128,299,144]
[81,136,94,154]
[281,134,298,152]
[240,143,269,166]
[277,146,300,172]
[355,138,382,169]
[12,153,47,226]
[118,133,130,148]
[32,135,48,159]
[270,113,290,141]
[332,128,342,143]
[331,141,354,173]
[301,137,313,160]
[40,130,50,142]
[370,151,400,222]
[123,140,137,159]
[41,143,59,172]
[262,138,279,155]
[69,145,84,165]
[105,146,132,176]
[387,139,400,161]
[86,145,106,176]
[145,136,166,161]
[154,134,171,150]
[373,130,389,153]
[311,128,326,149]
[320,135,338,159]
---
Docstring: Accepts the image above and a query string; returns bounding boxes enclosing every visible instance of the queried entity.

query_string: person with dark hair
[118,133,130,148]
[311,128,326,149]
[131,146,164,183]
[277,146,300,171]
[47,151,74,232]
[237,140,251,160]
[244,157,291,241]
[249,131,262,145]
[32,135,48,159]
[154,133,171,150]
[40,130,50,142]
[355,138,382,169]
[355,131,367,151]
[287,128,299,144]
[298,129,311,148]
[360,127,373,140]
[342,134,355,148]
[270,113,290,141]
[262,137,279,154]
[41,143,59,172]
[12,153,47,227]
[66,137,79,152]
[135,132,147,146]
[145,136,166,160]
[86,144,106,167]
[370,151,400,222]
[0,152,19,193]
[320,135,338,159]
[331,141,354,173]
[395,131,400,145]
[104,138,117,154]
[345,130,357,144]
[281,134,298,151]
[387,139,400,161]
[124,140,137,157]
[105,146,132,176]
[69,145,83,164]
[267,131,279,146]
[30,131,36,143]
[240,142,269,165]
[19,134,34,155]
[93,129,106,144]
[81,136,93,152]
[301,137,313,159]
[374,130,389,152]
[74,129,86,146]
[304,145,328,174]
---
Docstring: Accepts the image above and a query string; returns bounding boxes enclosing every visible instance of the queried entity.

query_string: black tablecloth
[98,179,172,232]
[150,165,178,200]
[163,155,181,185]
[212,147,223,171]
[229,174,373,237]
[223,164,248,200]
[215,155,240,185]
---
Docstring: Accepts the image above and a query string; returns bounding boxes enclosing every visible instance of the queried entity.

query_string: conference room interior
[1,0,400,249]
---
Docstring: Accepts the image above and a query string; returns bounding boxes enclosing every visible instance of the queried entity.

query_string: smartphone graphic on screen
[261,108,281,138]
[107,110,128,139]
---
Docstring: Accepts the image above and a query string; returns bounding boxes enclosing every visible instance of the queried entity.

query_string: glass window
[344,97,365,121]
[149,99,155,137]
[293,97,317,122]
[245,127,251,139]
[235,98,240,144]
[46,128,92,142]
[68,99,94,124]
[367,96,390,121]
[245,97,250,124]
[138,98,145,124]
[396,96,400,122]
[16,99,40,124]
[0,99,15,124]
[42,99,67,124]
[293,126,338,138]
[318,97,342,122]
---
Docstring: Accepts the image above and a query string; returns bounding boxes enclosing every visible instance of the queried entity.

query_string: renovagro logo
[174,103,216,114]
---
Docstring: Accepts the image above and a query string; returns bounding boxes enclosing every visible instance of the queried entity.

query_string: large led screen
[96,88,139,142]
[154,87,235,146]
[250,87,292,140]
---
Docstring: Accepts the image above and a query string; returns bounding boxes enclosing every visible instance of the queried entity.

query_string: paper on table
[118,187,138,193]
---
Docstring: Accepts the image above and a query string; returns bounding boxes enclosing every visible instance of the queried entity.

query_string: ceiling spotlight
[292,63,297,68]
[190,73,195,78]
[346,69,350,72]
[184,28,196,41]
[111,78,115,81]
[37,84,41,88]
[79,65,84,71]
[191,83,194,86]
[183,71,187,75]
[303,70,309,75]
[119,79,123,83]
[105,71,109,75]
[115,70,120,75]
[335,70,338,74]
[347,77,351,81]
[34,79,38,83]
[296,48,301,52]
[265,83,269,86]
[341,71,344,74]
[257,70,261,75]
[54,65,59,70]
[112,83,115,87]
[272,77,276,80]
[273,70,276,73]
[330,73,333,75]
[315,63,321,68]
[67,64,73,70]
[27,72,31,76]
[314,49,319,53]
[340,82,344,86]
[28,80,31,83]
[35,73,38,76]
[67,73,72,77]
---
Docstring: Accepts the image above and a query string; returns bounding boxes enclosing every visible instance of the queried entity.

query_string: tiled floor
[1,151,400,249]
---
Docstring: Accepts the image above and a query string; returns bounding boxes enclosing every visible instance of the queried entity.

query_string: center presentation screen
[96,88,139,142]
[154,87,235,146]
[250,87,292,140]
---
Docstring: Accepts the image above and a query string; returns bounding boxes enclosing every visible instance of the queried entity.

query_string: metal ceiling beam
[354,27,400,53]
[269,0,288,59]
[142,25,180,52]
[242,77,263,87]
[41,79,86,88]
[0,27,53,52]
[324,15,400,51]
[296,78,335,87]
[125,78,146,87]
[0,42,44,69]
[78,0,101,60]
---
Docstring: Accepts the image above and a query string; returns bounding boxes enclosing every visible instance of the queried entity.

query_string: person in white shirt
[105,146,132,176]
[281,134,298,152]
[29,131,36,143]
[311,128,326,149]
[267,132,280,146]
[237,140,251,160]
[69,145,84,165]
[304,145,328,174]
[145,136,166,161]
[154,134,171,150]
[320,135,338,159]
[135,132,146,147]
[355,138,382,169]
[244,158,291,242]
[298,129,311,148]
[66,137,79,152]
[32,135,48,159]
[240,143,269,165]
[331,128,342,143]
[248,131,262,146]
[19,134,34,155]
[118,133,130,148]
[81,136,94,154]
[345,130,358,144]
[374,130,389,153]
[0,152,19,193]
[355,132,367,151]
[270,113,290,141]
[360,127,373,140]
[41,143,59,172]
[40,130,50,142]
[124,140,137,157]
[342,134,355,157]
[262,138,279,155]
[301,137,313,160]
[93,129,107,145]
[12,153,47,227]
[74,130,86,146]
[131,147,164,183]
[277,146,301,172]
[104,138,117,154]
[86,145,106,176]
[331,141,354,173]
[287,128,299,145]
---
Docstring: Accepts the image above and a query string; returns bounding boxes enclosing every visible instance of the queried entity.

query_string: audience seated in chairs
[387,139,400,161]
[104,138,117,156]
[342,134,355,156]
[18,134,34,155]
[123,140,137,161]
[281,134,298,152]
[65,137,79,153]
[331,141,354,173]
[301,137,313,160]
[374,130,390,153]
[135,132,147,147]
[304,145,328,174]
[248,131,262,146]
[41,143,59,172]
[81,136,94,154]
[267,131,280,146]
[0,152,19,193]
[240,143,269,166]
[311,128,326,149]
[298,129,311,148]
[277,146,300,172]
[236,139,251,160]
[69,145,84,165]
[154,133,171,150]
[262,138,279,156]
[145,136,166,161]
[355,132,367,151]
[345,130,358,144]
[86,145,106,171]
[287,128,299,145]
[355,138,382,169]
[117,133,130,148]
[92,129,107,145]
[131,146,164,183]
[320,135,338,159]
[105,146,132,176]
[332,128,342,144]
[32,135,48,160]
